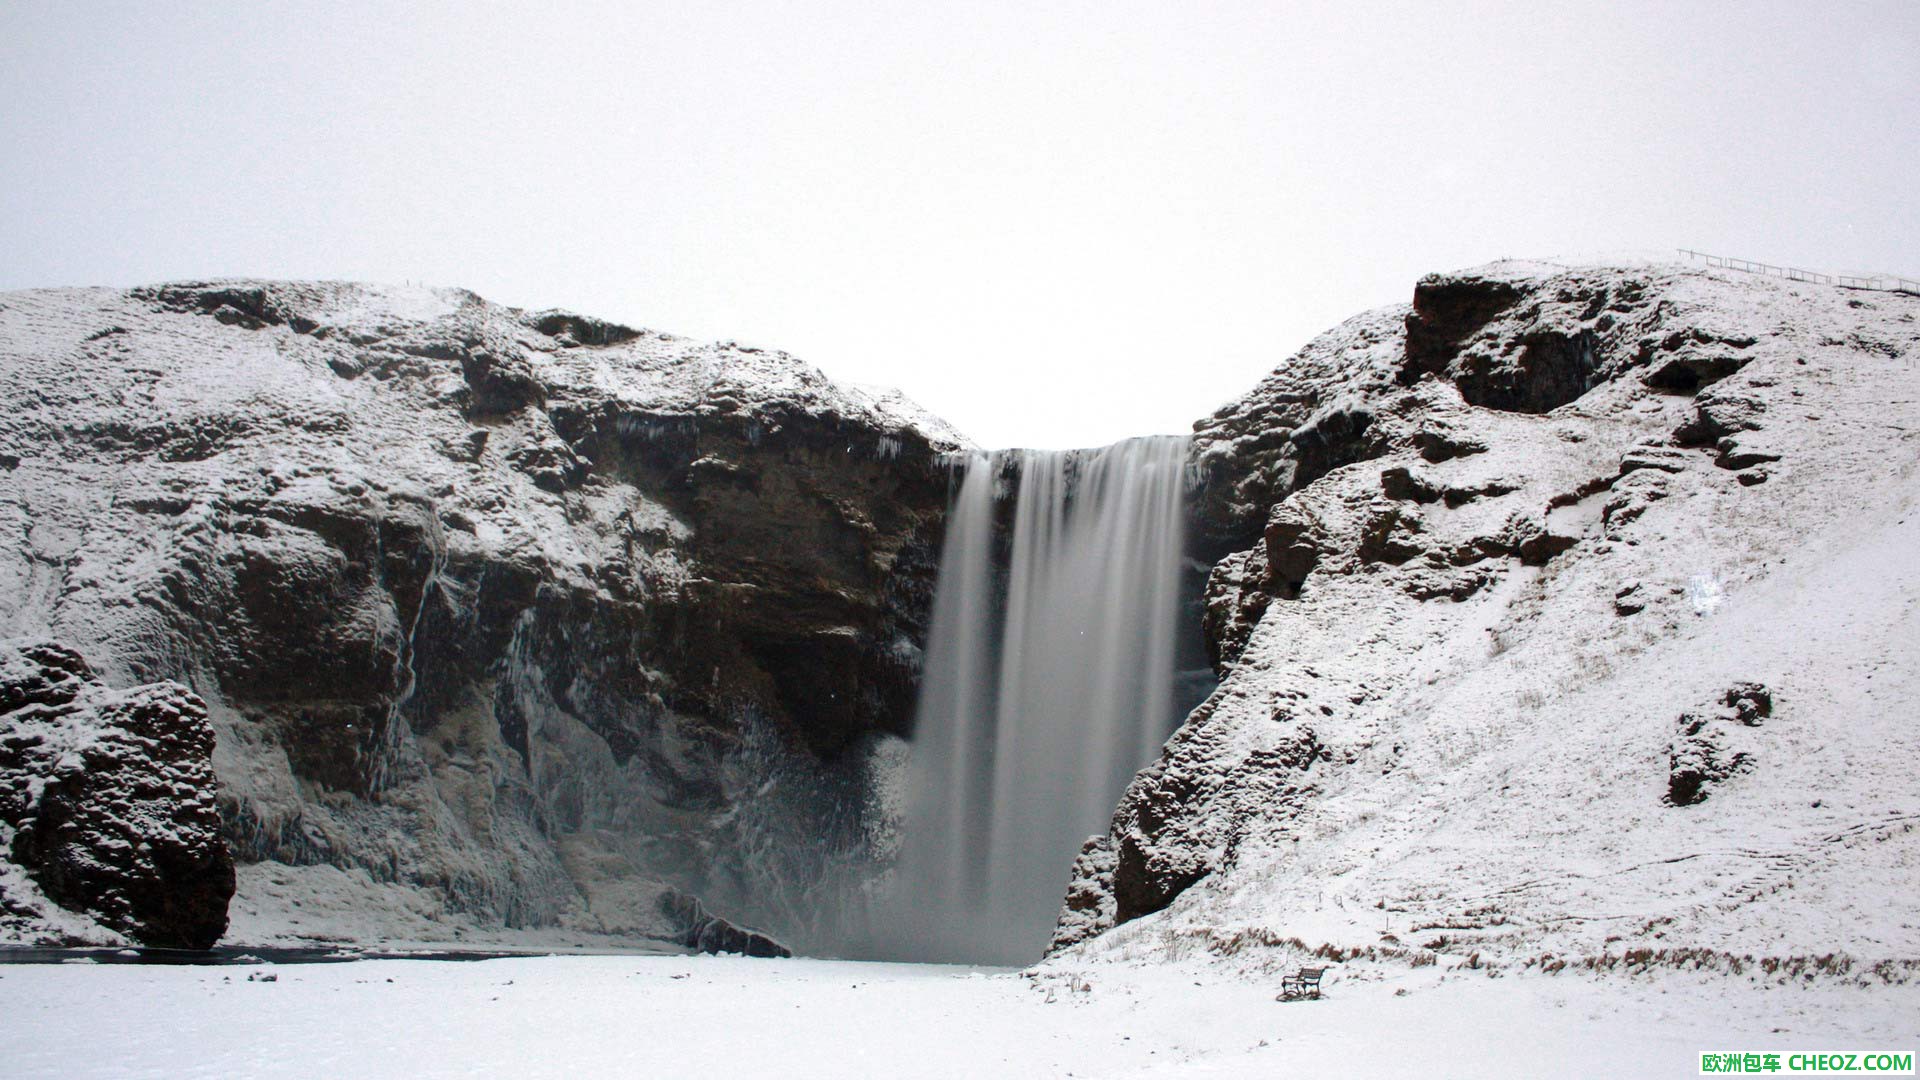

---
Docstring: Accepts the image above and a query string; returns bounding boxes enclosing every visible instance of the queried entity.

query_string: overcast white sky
[3,2,1916,448]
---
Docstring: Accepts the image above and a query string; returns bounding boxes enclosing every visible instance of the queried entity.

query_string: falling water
[877,436,1191,963]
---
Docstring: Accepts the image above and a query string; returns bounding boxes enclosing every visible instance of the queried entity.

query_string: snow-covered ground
[0,953,1914,1078]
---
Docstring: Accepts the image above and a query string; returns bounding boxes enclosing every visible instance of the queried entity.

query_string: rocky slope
[0,280,962,950]
[1054,259,1920,978]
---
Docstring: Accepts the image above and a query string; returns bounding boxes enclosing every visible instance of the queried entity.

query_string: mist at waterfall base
[863,436,1197,964]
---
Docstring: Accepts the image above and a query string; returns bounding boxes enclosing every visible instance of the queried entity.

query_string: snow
[847,381,976,450]
[0,953,1913,1078]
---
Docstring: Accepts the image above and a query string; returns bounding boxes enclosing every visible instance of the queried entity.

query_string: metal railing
[1679,249,1920,296]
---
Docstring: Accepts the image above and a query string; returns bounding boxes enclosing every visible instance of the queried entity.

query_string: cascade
[878,436,1192,963]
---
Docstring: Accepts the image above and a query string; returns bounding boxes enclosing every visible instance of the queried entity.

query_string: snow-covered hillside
[3,260,1914,983]
[1055,259,1920,979]
[0,280,961,950]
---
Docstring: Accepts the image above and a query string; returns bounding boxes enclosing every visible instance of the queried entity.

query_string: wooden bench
[1276,966,1326,1001]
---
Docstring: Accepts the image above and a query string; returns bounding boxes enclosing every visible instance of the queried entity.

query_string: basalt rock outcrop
[0,280,962,950]
[1667,683,1773,807]
[1055,260,1920,970]
[0,638,233,948]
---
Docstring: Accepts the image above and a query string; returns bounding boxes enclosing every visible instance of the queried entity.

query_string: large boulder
[0,638,233,948]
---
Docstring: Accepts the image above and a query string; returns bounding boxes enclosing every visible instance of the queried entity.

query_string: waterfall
[877,435,1191,963]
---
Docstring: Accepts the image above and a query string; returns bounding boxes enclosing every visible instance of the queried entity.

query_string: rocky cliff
[0,281,962,951]
[5,259,1914,971]
[1055,259,1920,977]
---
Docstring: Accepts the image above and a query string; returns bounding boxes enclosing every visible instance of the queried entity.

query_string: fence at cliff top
[1679,248,1920,296]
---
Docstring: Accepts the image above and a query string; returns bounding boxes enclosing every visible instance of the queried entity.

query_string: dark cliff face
[0,280,960,949]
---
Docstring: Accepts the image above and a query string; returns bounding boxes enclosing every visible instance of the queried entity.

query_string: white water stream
[878,436,1190,962]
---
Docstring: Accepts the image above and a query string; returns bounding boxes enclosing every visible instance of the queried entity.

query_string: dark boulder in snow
[0,639,233,948]
[1668,683,1774,806]
[659,889,791,958]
